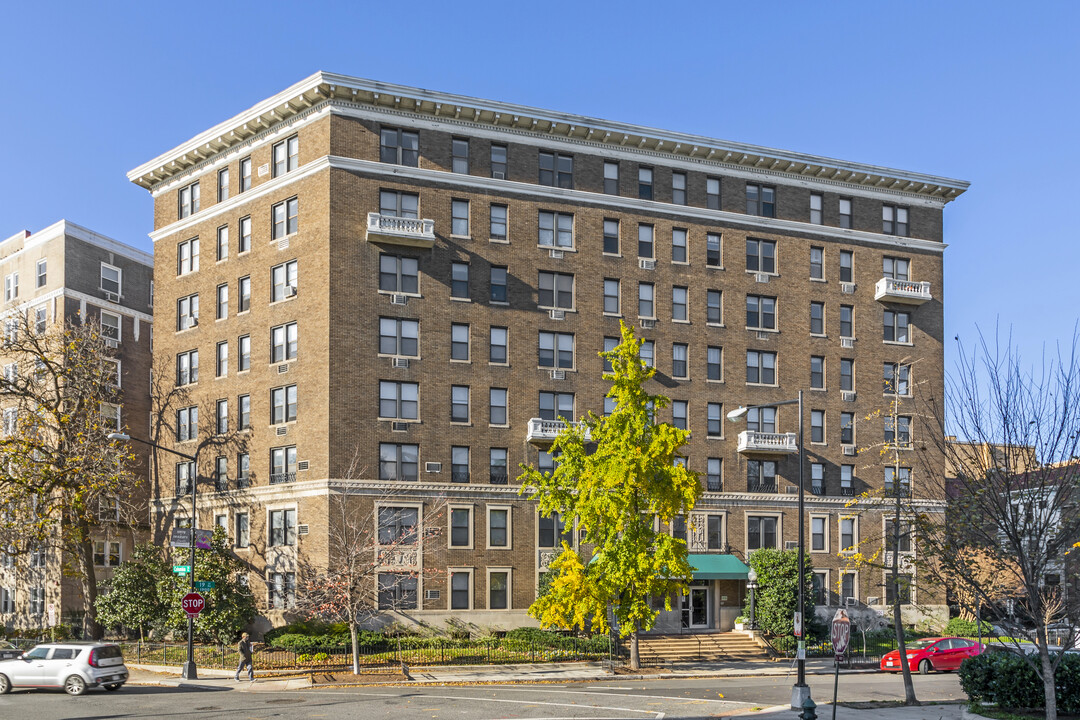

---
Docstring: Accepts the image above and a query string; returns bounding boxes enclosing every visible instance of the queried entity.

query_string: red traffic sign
[181,592,205,619]
[832,609,851,658]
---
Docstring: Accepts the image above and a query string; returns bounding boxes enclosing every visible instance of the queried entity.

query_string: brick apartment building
[128,72,968,634]
[0,220,153,634]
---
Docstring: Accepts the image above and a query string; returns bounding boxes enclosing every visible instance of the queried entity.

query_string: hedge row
[958,650,1080,713]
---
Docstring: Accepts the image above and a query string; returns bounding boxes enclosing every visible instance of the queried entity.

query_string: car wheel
[64,675,87,696]
[104,683,123,691]
[0,673,10,694]
[918,659,932,675]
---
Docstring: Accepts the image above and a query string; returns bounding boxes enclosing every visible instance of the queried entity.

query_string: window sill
[538,367,575,373]
[603,312,623,318]
[706,264,725,271]
[449,422,472,427]
[238,309,251,315]
[489,300,510,306]
[810,333,827,339]
[377,290,421,299]
[745,382,779,388]
[269,297,296,306]
[537,245,577,253]
[671,261,690,267]
[706,322,725,328]
[449,358,470,364]
[539,307,577,314]
[810,278,827,284]
[489,361,510,367]
[745,270,779,278]
[450,235,473,241]
[378,354,421,360]
[672,319,690,325]
[378,417,419,424]
[884,340,914,347]
[450,297,472,303]
[489,424,510,429]
[747,327,779,333]
[489,238,509,244]
[270,232,299,243]
[810,387,827,393]
[706,379,724,384]
[602,253,622,258]
[706,435,725,441]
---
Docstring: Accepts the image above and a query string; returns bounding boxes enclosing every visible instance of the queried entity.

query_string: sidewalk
[748,703,971,720]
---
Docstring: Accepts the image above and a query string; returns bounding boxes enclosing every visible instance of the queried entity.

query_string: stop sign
[832,609,851,659]
[181,592,205,619]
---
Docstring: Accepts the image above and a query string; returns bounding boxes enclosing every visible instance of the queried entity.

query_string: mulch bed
[310,670,408,685]
[610,665,670,675]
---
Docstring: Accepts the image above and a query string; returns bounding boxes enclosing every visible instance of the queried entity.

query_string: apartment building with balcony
[129,72,967,633]
[0,220,153,634]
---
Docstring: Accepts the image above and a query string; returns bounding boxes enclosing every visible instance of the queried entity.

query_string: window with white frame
[637,224,654,258]
[29,587,45,615]
[238,276,250,312]
[839,250,853,282]
[217,167,229,202]
[176,294,199,331]
[99,402,121,431]
[379,444,419,481]
[538,332,573,369]
[238,395,250,431]
[450,385,470,423]
[707,346,722,381]
[269,572,296,609]
[451,199,470,236]
[883,256,910,281]
[672,287,688,321]
[270,446,297,484]
[811,516,828,551]
[272,197,299,239]
[379,381,418,420]
[810,356,825,389]
[810,301,825,335]
[178,181,200,218]
[177,237,199,275]
[93,541,121,567]
[746,350,776,385]
[272,134,299,177]
[490,387,507,425]
[746,295,775,330]
[36,259,46,288]
[638,282,654,318]
[490,204,507,241]
[216,283,228,320]
[451,323,469,361]
[216,398,229,434]
[538,391,573,422]
[239,157,252,192]
[811,410,825,443]
[270,384,297,424]
[235,512,249,547]
[884,310,911,343]
[216,225,229,261]
[379,318,419,356]
[380,128,419,166]
[176,406,198,442]
[271,260,298,302]
[538,211,573,248]
[672,343,688,378]
[239,216,251,253]
[100,311,121,343]
[215,341,228,378]
[746,238,776,273]
[450,571,470,609]
[238,335,250,372]
[640,340,654,368]
[747,515,777,549]
[671,400,687,429]
[378,254,418,294]
[271,322,298,363]
[671,228,687,263]
[100,264,121,295]
[269,508,296,546]
[489,327,507,364]
[707,289,722,324]
[603,279,620,314]
[176,350,198,386]
[0,587,13,614]
[380,190,419,218]
[538,272,573,309]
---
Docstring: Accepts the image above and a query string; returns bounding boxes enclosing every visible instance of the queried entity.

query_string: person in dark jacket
[235,632,254,681]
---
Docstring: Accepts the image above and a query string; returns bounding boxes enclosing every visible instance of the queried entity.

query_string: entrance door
[681,582,710,629]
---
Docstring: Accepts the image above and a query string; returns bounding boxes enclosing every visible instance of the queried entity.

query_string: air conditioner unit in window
[638,258,656,271]
[297,460,309,471]
[867,596,880,606]
[845,596,857,607]
[842,445,857,456]
[841,337,855,349]
[276,426,288,436]
[785,485,798,494]
[549,249,564,259]
[757,331,771,341]
[549,369,565,381]
[549,309,565,320]
[103,291,119,303]
[391,421,409,432]
[639,319,655,330]
[840,282,856,295]
[425,462,442,473]
[492,171,506,180]
[278,364,289,374]
[297,524,309,536]
[285,285,297,298]
[785,540,798,551]
[841,391,856,402]
[190,317,198,327]
[392,357,410,369]
[755,272,770,283]
[104,338,119,349]
[425,589,441,600]
[390,293,407,305]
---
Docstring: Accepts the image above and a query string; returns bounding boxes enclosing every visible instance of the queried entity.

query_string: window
[233,512,249,547]
[638,282,654,318]
[103,357,120,387]
[603,279,620,314]
[379,255,418,294]
[488,508,509,547]
[451,385,470,423]
[707,403,723,437]
[380,127,419,166]
[271,197,298,239]
[885,573,912,605]
[883,256,910,281]
[538,151,573,188]
[672,172,687,205]
[215,512,228,534]
[489,327,507,364]
[489,570,509,609]
[239,157,252,192]
[883,363,911,396]
[602,336,618,374]
[238,335,250,372]
[840,359,854,391]
[238,395,250,430]
[451,138,469,174]
[885,416,912,447]
[270,385,297,424]
[671,514,687,542]
[885,467,912,497]
[451,199,470,236]
[748,461,777,493]
[450,262,470,299]
[840,305,853,338]
[672,343,688,378]
[885,518,913,553]
[746,239,775,273]
[489,266,507,303]
[450,508,471,547]
[539,391,573,421]
[0,587,13,614]
[884,310,911,343]
[239,276,251,312]
[176,406,198,442]
[270,134,300,177]
[177,237,199,275]
[812,573,827,605]
[176,350,198,386]
[538,211,573,248]
[813,462,829,494]
[214,455,228,490]
[380,190,419,219]
[841,464,854,493]
[100,263,121,296]
[538,271,573,309]
[810,302,824,335]
[706,177,721,210]
[746,184,775,217]
[746,294,776,329]
[380,444,419,481]
[378,573,417,610]
[176,294,198,331]
[268,572,296,609]
[883,205,909,236]
[379,381,418,420]
[672,287,688,321]
[638,167,653,199]
[217,167,229,202]
[36,259,46,288]
[839,198,852,228]
[747,515,777,549]
[747,407,776,433]
[451,446,469,482]
[746,350,776,385]
[640,340,654,368]
[839,251,853,283]
[490,144,507,178]
[810,247,823,280]
[603,161,619,194]
[216,225,229,261]
[99,403,121,431]
[603,396,617,416]
[812,517,826,551]
[539,331,574,369]
[840,517,856,552]
[29,587,45,616]
[603,219,619,254]
[379,317,419,356]
[216,399,229,434]
[706,458,722,492]
[705,233,722,267]
[489,448,508,484]
[178,181,200,218]
[811,410,825,443]
[490,204,507,241]
[269,508,296,547]
[215,341,228,377]
[216,283,228,319]
[451,323,469,361]
[810,193,823,224]
[841,412,855,445]
[2,273,17,302]
[810,356,824,389]
[490,387,508,425]
[637,224,654,258]
[671,228,687,263]
[538,511,573,548]
[707,346,723,381]
[671,400,687,429]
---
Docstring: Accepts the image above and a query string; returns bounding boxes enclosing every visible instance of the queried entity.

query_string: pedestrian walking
[235,632,255,682]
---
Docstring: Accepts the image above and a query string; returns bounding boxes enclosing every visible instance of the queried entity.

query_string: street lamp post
[728,390,810,709]
[108,432,201,680]
[747,568,759,631]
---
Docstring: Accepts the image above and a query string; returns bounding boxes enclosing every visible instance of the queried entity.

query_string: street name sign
[172,565,191,574]
[194,581,216,591]
[181,592,205,619]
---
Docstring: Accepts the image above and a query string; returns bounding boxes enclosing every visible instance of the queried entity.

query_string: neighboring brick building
[128,72,968,634]
[0,220,153,634]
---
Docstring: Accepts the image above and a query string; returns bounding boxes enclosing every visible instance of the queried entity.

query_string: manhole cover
[264,698,304,704]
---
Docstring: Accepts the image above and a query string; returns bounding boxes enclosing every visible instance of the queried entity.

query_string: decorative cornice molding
[0,220,153,267]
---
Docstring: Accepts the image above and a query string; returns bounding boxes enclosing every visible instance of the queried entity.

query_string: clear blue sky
[2,1,1077,370]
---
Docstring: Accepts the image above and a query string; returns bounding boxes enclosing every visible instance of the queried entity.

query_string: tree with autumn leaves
[518,321,700,670]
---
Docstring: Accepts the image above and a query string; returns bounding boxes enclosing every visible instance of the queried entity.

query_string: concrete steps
[638,632,771,662]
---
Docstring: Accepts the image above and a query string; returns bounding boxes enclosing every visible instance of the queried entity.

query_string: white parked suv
[0,641,128,695]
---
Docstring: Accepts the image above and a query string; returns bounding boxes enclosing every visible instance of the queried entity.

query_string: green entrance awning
[688,554,750,580]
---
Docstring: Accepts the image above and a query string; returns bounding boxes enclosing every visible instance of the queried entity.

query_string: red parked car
[880,637,985,674]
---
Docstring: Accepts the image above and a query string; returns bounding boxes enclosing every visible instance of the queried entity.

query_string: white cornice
[0,288,154,324]
[0,220,153,267]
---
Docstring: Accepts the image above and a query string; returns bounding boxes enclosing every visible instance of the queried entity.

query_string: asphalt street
[0,672,965,720]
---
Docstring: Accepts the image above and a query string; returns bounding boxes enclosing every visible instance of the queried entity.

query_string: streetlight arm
[107,432,196,463]
[726,398,800,422]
